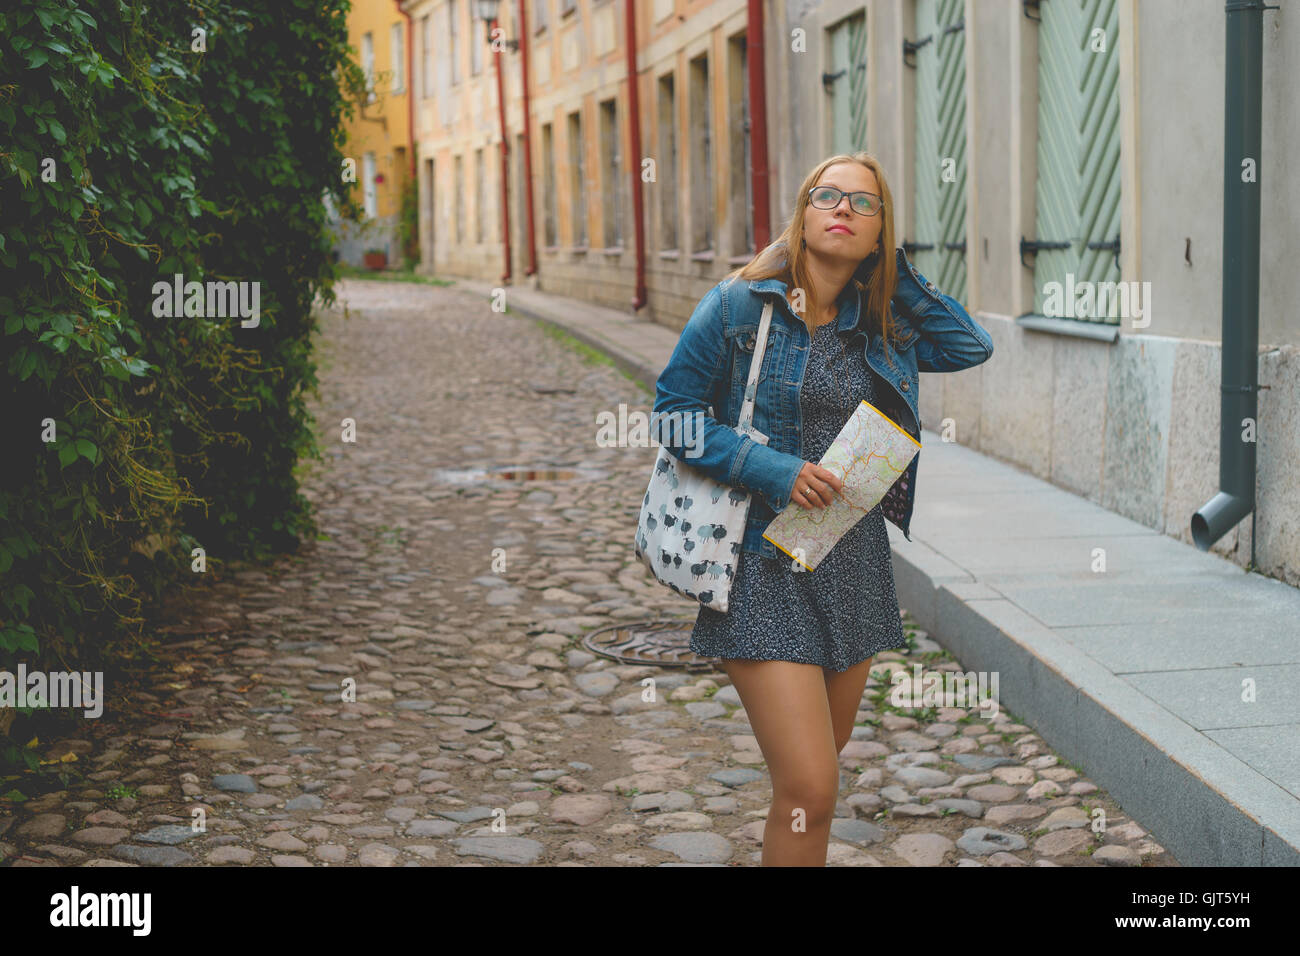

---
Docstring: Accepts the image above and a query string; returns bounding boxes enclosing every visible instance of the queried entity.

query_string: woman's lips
[827,225,853,235]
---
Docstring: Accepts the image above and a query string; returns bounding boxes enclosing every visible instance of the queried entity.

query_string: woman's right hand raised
[790,461,844,509]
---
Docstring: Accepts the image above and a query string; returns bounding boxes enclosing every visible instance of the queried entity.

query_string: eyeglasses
[808,185,883,217]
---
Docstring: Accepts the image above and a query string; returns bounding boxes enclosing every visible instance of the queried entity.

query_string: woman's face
[802,162,884,269]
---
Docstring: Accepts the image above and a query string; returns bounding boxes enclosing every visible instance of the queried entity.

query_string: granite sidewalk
[457,276,1300,867]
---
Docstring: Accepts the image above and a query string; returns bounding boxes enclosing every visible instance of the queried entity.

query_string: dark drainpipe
[624,0,646,310]
[492,15,512,283]
[394,0,415,181]
[1192,0,1276,563]
[747,0,771,252]
[518,0,538,277]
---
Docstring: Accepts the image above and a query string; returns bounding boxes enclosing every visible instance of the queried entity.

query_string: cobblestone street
[0,279,1179,867]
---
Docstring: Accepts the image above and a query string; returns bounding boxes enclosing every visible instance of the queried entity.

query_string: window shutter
[1033,0,1121,319]
[827,12,867,155]
[912,0,967,304]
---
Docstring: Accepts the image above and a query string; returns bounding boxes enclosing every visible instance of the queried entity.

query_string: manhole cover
[582,619,718,670]
[434,465,606,484]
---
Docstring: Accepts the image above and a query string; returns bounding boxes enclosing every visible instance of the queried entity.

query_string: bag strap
[736,299,773,434]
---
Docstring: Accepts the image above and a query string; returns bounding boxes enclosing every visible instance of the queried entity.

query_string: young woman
[651,152,994,866]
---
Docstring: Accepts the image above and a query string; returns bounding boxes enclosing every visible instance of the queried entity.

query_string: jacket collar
[746,276,862,334]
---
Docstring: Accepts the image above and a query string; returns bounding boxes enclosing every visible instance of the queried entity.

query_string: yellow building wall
[341,0,411,227]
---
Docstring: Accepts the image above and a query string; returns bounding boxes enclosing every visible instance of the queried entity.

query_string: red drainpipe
[492,17,512,283]
[394,0,415,180]
[623,0,646,310]
[747,0,771,251]
[518,0,538,277]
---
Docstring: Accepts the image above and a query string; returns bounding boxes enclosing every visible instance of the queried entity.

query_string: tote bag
[633,300,774,613]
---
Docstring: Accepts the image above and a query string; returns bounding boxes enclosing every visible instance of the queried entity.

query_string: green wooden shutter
[912,0,967,304]
[1032,0,1121,319]
[827,12,867,155]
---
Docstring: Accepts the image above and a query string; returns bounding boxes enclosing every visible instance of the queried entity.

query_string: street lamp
[474,0,518,51]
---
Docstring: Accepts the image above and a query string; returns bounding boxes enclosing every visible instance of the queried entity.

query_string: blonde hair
[725,152,902,366]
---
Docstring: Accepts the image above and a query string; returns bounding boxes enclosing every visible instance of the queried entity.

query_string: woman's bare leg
[721,659,840,866]
[823,657,874,753]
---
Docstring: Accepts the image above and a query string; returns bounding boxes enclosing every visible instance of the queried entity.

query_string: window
[689,53,712,254]
[542,123,557,246]
[514,131,527,268]
[471,11,482,76]
[1030,0,1121,321]
[727,33,754,256]
[600,98,622,248]
[475,148,486,243]
[535,0,549,33]
[826,11,867,156]
[391,22,404,93]
[450,0,460,85]
[454,155,464,243]
[424,157,436,262]
[910,0,967,303]
[361,32,376,104]
[657,73,677,251]
[422,16,433,98]
[363,152,377,218]
[568,110,586,247]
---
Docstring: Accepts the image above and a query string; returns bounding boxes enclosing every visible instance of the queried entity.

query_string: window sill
[727,252,754,266]
[690,249,716,262]
[601,246,625,256]
[1016,314,1120,342]
[658,249,680,260]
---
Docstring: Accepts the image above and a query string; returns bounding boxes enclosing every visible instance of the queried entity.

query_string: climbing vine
[0,0,366,767]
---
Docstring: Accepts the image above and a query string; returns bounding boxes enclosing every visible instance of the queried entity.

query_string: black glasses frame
[808,185,883,217]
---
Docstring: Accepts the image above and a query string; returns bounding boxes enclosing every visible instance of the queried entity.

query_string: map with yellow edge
[762,399,921,571]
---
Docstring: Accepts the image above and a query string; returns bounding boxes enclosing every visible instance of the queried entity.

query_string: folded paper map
[762,400,921,571]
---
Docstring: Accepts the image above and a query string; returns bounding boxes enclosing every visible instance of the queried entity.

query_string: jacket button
[900,379,910,391]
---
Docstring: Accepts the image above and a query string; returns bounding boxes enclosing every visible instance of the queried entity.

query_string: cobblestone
[0,279,1178,867]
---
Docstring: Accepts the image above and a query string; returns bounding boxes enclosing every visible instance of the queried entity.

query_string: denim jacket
[651,246,994,559]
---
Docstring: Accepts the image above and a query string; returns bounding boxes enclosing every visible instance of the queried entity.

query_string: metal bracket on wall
[1023,0,1043,21]
[944,240,967,254]
[943,18,966,36]
[902,34,932,69]
[821,60,866,93]
[1019,236,1070,269]
[901,240,935,255]
[1086,234,1122,273]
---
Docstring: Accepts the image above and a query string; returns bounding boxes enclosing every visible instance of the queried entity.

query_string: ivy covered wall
[0,0,364,762]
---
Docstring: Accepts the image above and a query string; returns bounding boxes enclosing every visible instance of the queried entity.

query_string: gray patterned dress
[689,320,909,672]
